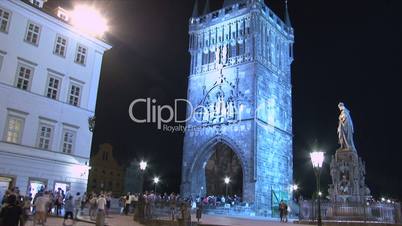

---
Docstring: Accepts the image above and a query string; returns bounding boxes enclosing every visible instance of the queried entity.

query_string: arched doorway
[205,142,243,197]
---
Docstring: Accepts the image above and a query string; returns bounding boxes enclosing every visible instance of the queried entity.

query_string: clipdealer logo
[128,98,192,130]
[128,97,278,132]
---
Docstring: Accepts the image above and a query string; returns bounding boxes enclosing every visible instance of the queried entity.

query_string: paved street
[21,214,308,226]
[22,215,144,226]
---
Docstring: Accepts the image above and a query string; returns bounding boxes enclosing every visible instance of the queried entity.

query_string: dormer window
[29,0,47,8]
[56,7,70,22]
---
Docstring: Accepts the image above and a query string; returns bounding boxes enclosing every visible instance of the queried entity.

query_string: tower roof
[223,0,238,8]
[192,0,199,18]
[284,0,292,27]
[203,0,210,15]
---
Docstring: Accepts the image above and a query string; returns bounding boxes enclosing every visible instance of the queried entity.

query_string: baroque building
[181,0,294,214]
[0,0,111,200]
[87,144,124,196]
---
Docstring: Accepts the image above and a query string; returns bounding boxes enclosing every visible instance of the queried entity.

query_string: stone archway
[187,136,247,199]
[205,142,243,197]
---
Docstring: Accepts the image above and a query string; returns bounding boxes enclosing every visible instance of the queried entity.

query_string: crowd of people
[0,186,115,226]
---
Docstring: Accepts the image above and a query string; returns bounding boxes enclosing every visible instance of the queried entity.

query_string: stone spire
[192,0,199,18]
[223,0,238,8]
[284,0,292,27]
[203,0,210,15]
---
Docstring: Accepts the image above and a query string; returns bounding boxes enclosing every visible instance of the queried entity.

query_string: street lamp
[153,177,160,194]
[140,161,147,171]
[139,161,147,193]
[224,177,230,198]
[310,151,324,226]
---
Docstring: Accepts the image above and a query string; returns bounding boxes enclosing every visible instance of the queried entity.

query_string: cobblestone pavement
[23,215,144,226]
[22,214,306,226]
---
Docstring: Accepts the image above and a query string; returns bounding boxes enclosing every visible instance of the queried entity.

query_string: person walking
[63,196,74,225]
[0,195,22,226]
[33,193,48,226]
[96,194,106,226]
[73,192,81,220]
[279,200,285,222]
[89,195,97,221]
[283,202,289,223]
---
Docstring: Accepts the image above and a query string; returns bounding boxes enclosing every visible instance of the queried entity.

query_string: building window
[4,116,24,144]
[15,64,34,91]
[54,35,67,57]
[0,8,11,33]
[75,44,87,65]
[61,130,75,154]
[46,76,61,100]
[68,83,82,106]
[37,124,53,150]
[25,22,41,45]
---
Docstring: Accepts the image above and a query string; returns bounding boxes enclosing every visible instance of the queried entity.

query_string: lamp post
[291,184,299,202]
[153,177,160,194]
[310,151,324,226]
[224,177,230,198]
[139,161,147,193]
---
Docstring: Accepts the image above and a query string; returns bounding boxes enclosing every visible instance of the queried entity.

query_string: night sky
[50,0,402,200]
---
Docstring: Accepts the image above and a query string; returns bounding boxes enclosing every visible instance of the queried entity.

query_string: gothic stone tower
[181,0,294,214]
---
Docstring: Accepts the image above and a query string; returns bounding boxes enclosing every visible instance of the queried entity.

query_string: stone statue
[337,102,356,151]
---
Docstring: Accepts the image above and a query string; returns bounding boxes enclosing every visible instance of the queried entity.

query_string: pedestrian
[63,196,74,226]
[89,194,97,221]
[55,191,63,216]
[283,202,289,223]
[96,194,106,226]
[279,200,285,222]
[80,192,87,215]
[196,202,202,223]
[73,192,81,219]
[33,192,48,226]
[105,193,111,217]
[124,193,130,215]
[0,194,22,226]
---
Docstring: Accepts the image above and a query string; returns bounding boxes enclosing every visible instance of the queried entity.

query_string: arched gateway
[188,137,246,199]
[181,0,295,215]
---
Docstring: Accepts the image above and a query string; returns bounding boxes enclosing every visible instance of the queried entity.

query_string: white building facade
[0,0,111,199]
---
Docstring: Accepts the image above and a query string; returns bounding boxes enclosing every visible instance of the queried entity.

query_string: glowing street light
[70,5,108,37]
[139,160,148,171]
[224,177,230,197]
[139,160,147,193]
[153,177,160,193]
[310,151,324,226]
[290,184,299,192]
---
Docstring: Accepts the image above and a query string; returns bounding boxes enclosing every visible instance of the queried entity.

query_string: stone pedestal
[328,149,371,204]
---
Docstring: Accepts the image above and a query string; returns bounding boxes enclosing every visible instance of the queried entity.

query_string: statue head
[338,102,345,111]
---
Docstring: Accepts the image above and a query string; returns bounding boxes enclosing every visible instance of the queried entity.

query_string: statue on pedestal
[337,102,356,151]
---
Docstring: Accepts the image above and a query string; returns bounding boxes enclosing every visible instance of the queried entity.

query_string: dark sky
[51,0,402,200]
